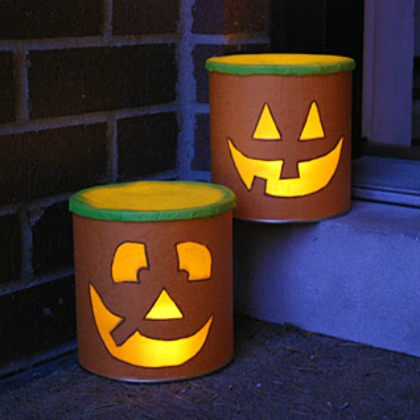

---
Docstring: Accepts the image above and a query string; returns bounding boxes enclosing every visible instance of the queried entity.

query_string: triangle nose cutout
[253,104,281,140]
[145,289,184,320]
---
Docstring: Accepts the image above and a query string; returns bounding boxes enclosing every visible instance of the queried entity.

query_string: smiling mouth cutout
[90,284,213,368]
[88,240,215,369]
[228,137,343,198]
[227,102,344,198]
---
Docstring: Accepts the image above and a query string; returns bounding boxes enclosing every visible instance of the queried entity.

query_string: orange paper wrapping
[208,54,354,222]
[71,181,235,382]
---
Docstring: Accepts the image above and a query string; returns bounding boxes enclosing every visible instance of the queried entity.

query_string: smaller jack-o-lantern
[69,180,236,382]
[206,53,355,222]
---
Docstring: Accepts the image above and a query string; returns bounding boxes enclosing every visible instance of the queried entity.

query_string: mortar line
[0,103,177,135]
[106,117,118,183]
[190,170,211,182]
[14,46,30,122]
[18,207,33,284]
[191,33,270,45]
[0,194,72,217]
[0,35,178,51]
[0,268,75,296]
[176,0,196,180]
[102,0,113,42]
[0,170,178,219]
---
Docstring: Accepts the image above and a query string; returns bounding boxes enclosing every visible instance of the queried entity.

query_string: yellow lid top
[69,181,236,222]
[206,53,355,76]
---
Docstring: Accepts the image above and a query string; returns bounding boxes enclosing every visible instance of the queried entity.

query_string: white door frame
[362,0,415,146]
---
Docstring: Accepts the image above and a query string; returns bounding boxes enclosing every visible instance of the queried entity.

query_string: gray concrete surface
[234,200,420,357]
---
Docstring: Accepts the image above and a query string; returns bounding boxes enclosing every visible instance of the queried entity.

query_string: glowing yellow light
[228,137,343,197]
[90,284,213,368]
[145,289,183,320]
[253,104,281,140]
[176,242,212,281]
[111,242,148,283]
[299,101,325,140]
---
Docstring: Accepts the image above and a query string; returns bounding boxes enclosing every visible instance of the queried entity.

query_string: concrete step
[233,200,420,357]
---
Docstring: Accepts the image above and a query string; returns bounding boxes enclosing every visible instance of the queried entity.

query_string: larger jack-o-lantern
[70,181,236,382]
[206,53,355,222]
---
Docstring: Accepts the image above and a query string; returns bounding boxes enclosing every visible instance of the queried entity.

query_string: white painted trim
[362,0,415,146]
[352,156,420,208]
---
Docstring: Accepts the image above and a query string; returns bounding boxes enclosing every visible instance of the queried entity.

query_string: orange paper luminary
[69,181,236,382]
[206,53,355,222]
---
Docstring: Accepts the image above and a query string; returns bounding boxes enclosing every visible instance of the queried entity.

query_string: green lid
[69,180,236,222]
[205,53,355,76]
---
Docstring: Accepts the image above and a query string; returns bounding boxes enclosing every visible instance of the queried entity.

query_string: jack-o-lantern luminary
[206,54,355,222]
[69,181,236,382]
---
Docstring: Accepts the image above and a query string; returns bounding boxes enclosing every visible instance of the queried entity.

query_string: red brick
[113,0,179,35]
[0,51,16,123]
[117,113,178,180]
[32,201,74,276]
[192,0,225,34]
[0,214,21,285]
[193,0,269,34]
[0,0,102,40]
[29,45,177,118]
[0,124,108,205]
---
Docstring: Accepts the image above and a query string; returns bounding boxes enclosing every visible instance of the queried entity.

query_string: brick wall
[190,0,270,172]
[0,0,269,377]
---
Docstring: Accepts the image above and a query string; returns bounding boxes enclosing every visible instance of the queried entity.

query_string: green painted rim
[69,181,236,222]
[205,53,356,76]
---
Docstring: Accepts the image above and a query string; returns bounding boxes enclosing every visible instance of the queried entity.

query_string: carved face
[73,212,233,381]
[90,240,214,368]
[209,69,352,221]
[228,101,343,198]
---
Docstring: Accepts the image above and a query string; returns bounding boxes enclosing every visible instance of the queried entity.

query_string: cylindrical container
[206,53,355,222]
[69,180,236,382]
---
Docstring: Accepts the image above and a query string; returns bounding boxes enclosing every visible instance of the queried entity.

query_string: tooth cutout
[299,101,325,140]
[253,104,281,140]
[145,289,183,320]
[112,242,148,283]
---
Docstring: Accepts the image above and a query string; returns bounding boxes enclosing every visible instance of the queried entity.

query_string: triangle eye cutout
[253,104,282,140]
[299,101,325,141]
